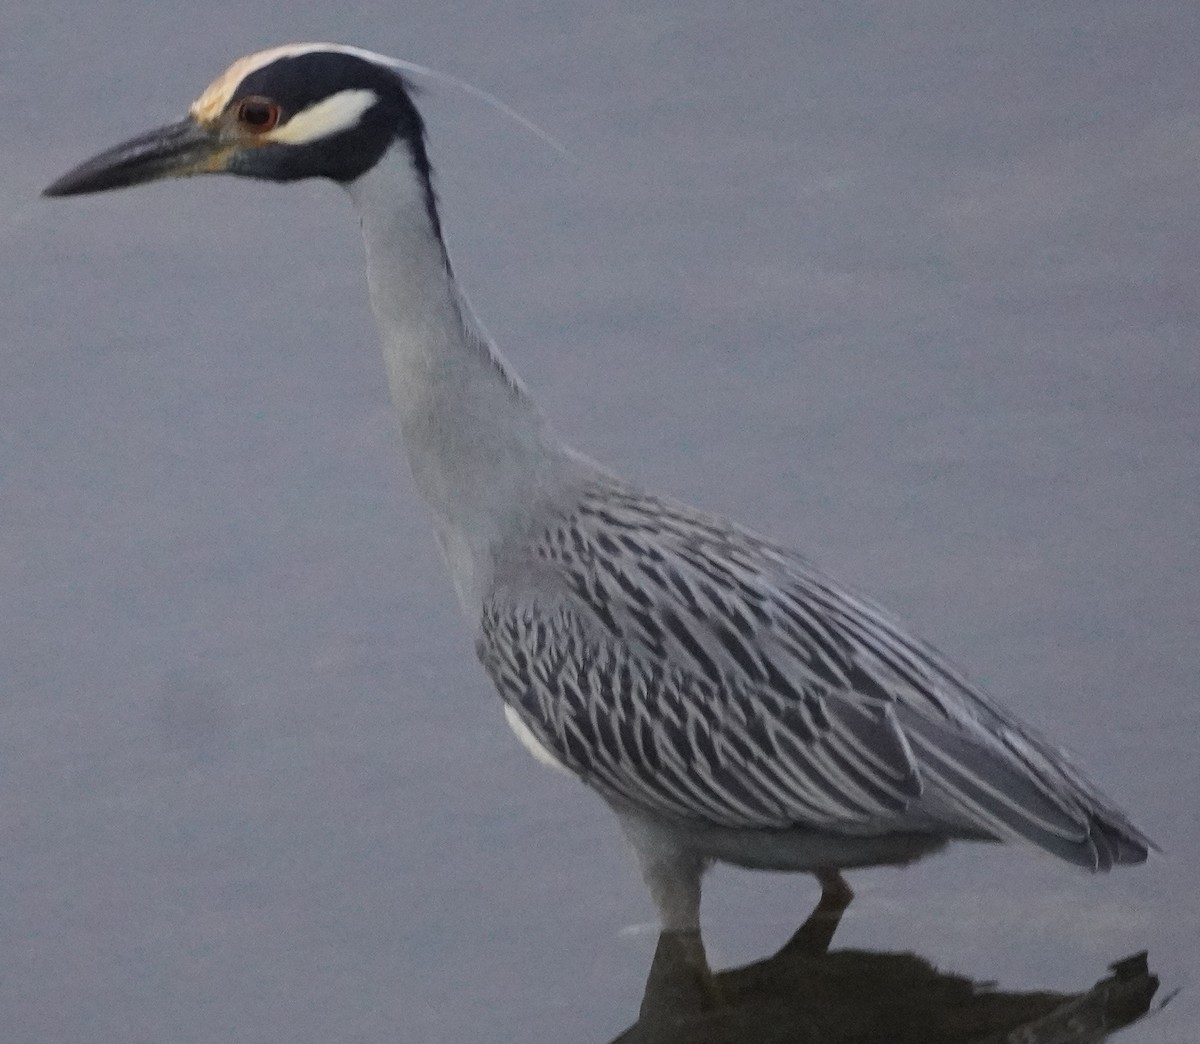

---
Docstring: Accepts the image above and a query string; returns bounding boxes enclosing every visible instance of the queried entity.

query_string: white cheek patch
[264,88,378,144]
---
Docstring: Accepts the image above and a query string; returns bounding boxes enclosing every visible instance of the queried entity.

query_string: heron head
[43,44,428,197]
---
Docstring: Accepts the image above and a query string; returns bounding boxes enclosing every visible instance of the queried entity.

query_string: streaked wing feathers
[479,603,922,829]
[478,478,1151,866]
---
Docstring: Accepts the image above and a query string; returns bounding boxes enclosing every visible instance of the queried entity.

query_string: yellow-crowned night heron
[44,44,1153,932]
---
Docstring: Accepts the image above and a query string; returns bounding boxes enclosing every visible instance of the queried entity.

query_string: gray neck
[346,142,569,614]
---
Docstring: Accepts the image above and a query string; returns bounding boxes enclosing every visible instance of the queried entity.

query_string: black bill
[43,118,226,197]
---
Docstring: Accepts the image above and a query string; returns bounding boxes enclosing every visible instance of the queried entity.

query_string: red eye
[236,97,280,133]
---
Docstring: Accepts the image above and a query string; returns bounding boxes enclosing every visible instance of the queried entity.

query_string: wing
[478,478,1151,869]
[480,600,925,830]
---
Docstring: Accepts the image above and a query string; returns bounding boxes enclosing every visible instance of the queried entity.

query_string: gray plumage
[43,43,1153,933]
[479,476,1149,889]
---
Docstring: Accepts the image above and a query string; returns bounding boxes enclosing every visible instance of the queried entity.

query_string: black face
[225,51,431,185]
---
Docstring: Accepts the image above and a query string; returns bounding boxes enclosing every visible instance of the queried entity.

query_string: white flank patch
[264,89,378,144]
[503,705,572,776]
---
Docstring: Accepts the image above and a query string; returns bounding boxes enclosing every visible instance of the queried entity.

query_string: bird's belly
[698,824,951,872]
[616,806,955,873]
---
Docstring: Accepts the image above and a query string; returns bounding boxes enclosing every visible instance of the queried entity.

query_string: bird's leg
[617,814,706,932]
[617,818,725,1007]
[777,868,854,957]
[638,929,722,1020]
[815,867,854,913]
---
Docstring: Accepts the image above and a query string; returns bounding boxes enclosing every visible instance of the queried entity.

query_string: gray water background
[3,2,1197,1041]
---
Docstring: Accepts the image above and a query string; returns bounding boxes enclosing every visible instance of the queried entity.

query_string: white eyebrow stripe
[263,88,378,144]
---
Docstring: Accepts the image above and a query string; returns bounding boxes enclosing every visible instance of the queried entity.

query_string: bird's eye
[235,98,281,133]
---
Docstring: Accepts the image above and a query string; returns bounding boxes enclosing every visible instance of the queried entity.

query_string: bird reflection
[611,875,1158,1043]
